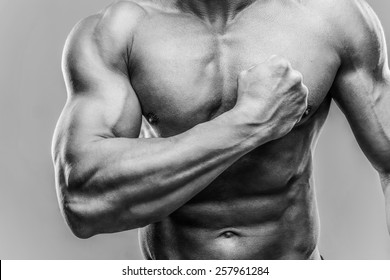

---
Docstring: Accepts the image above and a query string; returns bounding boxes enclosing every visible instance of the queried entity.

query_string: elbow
[54,155,107,238]
[63,206,143,238]
[55,165,148,237]
[60,189,144,238]
[68,218,95,239]
[63,205,96,239]
[60,192,98,239]
[69,225,94,240]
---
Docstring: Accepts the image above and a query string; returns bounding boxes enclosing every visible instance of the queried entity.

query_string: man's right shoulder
[68,1,148,48]
[63,1,151,75]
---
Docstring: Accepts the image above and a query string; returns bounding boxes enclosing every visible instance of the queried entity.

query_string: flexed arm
[52,3,308,239]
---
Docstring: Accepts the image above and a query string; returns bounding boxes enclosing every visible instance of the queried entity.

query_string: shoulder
[310,0,386,68]
[63,1,148,71]
[61,1,153,93]
[309,0,382,40]
[94,0,149,39]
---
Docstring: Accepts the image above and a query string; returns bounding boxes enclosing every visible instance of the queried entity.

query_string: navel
[220,231,239,239]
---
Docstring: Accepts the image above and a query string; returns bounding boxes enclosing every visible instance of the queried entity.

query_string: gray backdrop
[1,0,390,260]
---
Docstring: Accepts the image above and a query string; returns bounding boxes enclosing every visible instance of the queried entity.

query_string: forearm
[62,110,271,237]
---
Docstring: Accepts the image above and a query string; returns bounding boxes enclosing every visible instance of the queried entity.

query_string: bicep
[61,75,142,143]
[53,17,142,165]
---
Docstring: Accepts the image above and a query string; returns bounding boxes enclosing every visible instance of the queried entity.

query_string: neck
[177,0,257,25]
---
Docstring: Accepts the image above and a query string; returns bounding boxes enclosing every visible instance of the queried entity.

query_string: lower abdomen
[139,182,320,260]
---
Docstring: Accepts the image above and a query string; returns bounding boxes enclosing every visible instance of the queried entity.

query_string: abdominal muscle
[139,153,321,260]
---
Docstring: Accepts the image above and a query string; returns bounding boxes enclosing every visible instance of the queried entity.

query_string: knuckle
[299,85,309,97]
[290,71,303,84]
[238,69,248,79]
[294,88,308,104]
[272,56,291,70]
[302,85,309,96]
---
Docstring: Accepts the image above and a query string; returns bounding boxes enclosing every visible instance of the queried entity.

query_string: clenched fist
[234,55,309,141]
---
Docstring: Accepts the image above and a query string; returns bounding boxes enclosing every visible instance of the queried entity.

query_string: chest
[130,7,340,136]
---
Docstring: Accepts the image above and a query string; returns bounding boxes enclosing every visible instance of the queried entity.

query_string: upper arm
[331,0,390,173]
[52,2,145,179]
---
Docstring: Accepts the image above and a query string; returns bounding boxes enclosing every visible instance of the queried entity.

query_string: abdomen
[139,139,320,260]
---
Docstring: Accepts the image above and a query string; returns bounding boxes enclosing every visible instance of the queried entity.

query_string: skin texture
[52,0,390,259]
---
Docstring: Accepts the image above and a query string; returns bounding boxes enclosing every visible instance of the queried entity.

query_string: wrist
[222,107,273,147]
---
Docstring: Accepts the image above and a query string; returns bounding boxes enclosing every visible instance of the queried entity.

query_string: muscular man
[52,0,390,259]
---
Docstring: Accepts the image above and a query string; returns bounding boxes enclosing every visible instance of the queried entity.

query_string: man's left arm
[332,0,390,231]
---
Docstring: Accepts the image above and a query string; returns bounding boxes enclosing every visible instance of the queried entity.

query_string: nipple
[146,112,159,125]
[304,105,312,117]
[221,231,238,239]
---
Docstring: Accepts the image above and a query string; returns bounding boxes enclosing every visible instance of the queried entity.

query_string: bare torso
[125,0,340,259]
[53,0,390,260]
